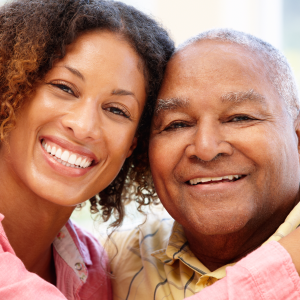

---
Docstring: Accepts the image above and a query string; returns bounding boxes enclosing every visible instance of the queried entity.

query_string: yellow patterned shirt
[107,203,300,300]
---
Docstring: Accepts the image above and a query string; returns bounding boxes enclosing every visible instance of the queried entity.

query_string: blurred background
[119,0,300,84]
[1,0,298,236]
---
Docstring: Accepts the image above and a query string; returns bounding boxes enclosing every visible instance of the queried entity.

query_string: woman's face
[1,30,146,206]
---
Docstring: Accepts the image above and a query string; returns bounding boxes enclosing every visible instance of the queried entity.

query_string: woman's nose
[61,99,102,141]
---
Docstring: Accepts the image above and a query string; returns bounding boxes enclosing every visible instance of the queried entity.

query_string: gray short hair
[177,28,300,120]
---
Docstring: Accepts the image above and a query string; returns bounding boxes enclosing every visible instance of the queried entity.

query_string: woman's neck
[0,163,75,284]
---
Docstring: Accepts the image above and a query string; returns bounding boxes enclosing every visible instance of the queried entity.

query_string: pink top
[186,241,300,300]
[0,214,112,300]
[0,212,298,299]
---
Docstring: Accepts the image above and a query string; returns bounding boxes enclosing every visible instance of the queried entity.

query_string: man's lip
[39,135,98,163]
[183,173,247,183]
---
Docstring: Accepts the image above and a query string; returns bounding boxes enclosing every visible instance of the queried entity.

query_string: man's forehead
[165,40,263,78]
[158,39,275,102]
[175,39,253,60]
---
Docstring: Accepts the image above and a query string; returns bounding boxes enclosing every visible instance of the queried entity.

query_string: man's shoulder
[107,209,175,300]
[109,208,174,255]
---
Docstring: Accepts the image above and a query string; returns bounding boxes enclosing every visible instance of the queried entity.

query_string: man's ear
[295,114,300,155]
[126,136,138,158]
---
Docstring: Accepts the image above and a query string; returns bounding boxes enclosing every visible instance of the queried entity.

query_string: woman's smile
[1,30,147,206]
[40,136,97,177]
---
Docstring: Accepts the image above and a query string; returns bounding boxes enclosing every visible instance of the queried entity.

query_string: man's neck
[184,207,296,272]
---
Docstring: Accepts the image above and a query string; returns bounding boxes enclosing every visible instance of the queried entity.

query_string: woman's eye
[52,84,73,95]
[106,106,130,119]
[48,81,77,97]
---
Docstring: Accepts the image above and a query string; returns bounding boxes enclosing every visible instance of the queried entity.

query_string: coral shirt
[0,214,112,300]
[187,241,300,300]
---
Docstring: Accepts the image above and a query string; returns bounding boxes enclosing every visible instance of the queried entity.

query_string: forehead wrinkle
[155,98,189,115]
[221,89,266,106]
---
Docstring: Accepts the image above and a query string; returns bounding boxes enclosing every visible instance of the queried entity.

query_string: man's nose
[61,99,102,141]
[185,121,233,161]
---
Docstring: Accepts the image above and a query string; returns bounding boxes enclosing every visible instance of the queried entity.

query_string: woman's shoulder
[65,220,112,300]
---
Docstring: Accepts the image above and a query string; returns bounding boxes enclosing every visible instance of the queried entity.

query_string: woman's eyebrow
[112,89,140,108]
[154,97,189,115]
[64,65,85,81]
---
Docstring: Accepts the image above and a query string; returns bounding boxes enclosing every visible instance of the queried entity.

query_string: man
[109,29,300,299]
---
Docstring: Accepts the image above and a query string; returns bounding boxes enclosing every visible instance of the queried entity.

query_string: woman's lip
[39,135,98,163]
[40,142,93,178]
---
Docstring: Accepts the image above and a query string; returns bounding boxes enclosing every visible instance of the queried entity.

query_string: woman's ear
[126,137,137,158]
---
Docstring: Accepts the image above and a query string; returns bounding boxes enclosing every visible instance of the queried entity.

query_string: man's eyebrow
[155,98,189,115]
[64,65,85,81]
[221,89,266,105]
[112,89,140,108]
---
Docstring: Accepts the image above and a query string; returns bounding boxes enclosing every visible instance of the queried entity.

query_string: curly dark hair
[0,0,174,227]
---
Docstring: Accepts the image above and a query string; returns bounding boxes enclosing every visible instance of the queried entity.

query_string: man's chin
[182,213,252,237]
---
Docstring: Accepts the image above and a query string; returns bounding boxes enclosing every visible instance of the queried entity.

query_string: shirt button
[75,262,82,271]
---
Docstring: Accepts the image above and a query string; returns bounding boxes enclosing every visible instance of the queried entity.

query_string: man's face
[149,40,300,239]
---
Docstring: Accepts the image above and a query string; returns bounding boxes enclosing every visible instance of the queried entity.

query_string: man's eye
[229,115,254,122]
[164,121,188,131]
[106,106,130,119]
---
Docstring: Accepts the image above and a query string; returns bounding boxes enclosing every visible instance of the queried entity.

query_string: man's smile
[188,174,245,185]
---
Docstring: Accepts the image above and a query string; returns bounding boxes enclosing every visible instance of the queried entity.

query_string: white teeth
[189,175,242,185]
[201,178,211,183]
[56,148,62,159]
[84,160,91,168]
[42,140,93,169]
[80,158,87,168]
[68,154,76,165]
[75,157,82,166]
[51,146,56,156]
[61,150,70,162]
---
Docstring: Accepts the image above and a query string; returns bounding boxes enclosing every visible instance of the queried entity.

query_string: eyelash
[48,81,132,120]
[228,115,256,122]
[163,121,190,131]
[162,114,257,131]
[49,81,78,97]
[104,104,131,119]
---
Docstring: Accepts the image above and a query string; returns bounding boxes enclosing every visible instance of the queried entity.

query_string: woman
[0,0,174,299]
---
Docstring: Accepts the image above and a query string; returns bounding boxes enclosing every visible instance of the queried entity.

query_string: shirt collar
[152,202,300,280]
[53,219,91,283]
